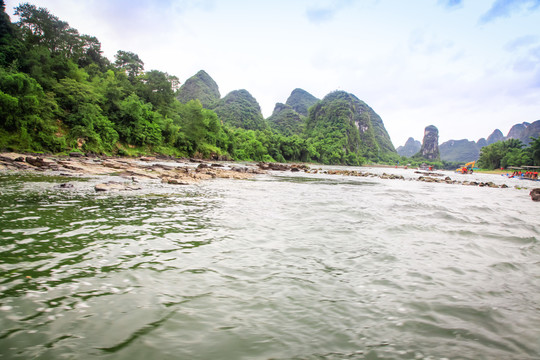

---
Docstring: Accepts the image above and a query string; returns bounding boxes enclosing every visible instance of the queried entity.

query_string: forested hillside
[0,2,398,165]
[286,88,319,117]
[176,70,220,109]
[213,89,267,131]
[304,91,395,165]
[266,88,319,137]
[267,103,304,136]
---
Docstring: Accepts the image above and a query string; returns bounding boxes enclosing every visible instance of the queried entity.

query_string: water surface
[0,169,539,359]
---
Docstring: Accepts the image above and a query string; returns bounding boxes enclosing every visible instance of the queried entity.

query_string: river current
[0,166,539,360]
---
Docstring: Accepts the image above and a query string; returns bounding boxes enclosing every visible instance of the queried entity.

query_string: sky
[4,0,540,147]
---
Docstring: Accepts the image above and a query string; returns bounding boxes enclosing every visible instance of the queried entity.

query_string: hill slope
[176,70,220,108]
[267,103,304,136]
[305,91,396,164]
[213,89,267,131]
[439,139,479,162]
[285,88,319,117]
[397,137,421,157]
[519,120,540,145]
[487,129,505,145]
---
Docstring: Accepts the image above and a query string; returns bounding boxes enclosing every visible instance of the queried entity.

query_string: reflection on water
[0,170,539,359]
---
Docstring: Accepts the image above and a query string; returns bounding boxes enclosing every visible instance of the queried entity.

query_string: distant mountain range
[396,138,421,157]
[177,70,538,164]
[397,121,540,163]
[176,70,396,163]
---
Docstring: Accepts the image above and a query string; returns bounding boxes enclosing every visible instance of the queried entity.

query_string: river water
[0,167,539,360]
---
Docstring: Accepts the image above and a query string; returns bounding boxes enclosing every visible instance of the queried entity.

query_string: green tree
[0,68,63,151]
[526,137,540,166]
[136,70,175,110]
[53,76,118,152]
[0,0,23,68]
[114,50,144,82]
[478,139,526,169]
[116,93,162,146]
[14,3,69,53]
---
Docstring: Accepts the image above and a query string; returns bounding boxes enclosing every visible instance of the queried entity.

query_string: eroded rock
[530,188,540,201]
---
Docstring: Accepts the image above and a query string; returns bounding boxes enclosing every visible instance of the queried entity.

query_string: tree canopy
[477,138,540,169]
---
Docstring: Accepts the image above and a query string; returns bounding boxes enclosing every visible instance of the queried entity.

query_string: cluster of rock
[0,152,264,192]
[0,153,530,194]
[257,162,310,172]
[0,154,61,171]
[280,166,511,189]
[417,176,507,188]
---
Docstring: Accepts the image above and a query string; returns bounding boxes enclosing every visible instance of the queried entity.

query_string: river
[0,166,539,360]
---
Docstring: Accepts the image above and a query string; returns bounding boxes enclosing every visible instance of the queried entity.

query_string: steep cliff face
[213,89,267,130]
[367,106,396,153]
[416,125,440,160]
[397,137,421,157]
[285,88,319,117]
[176,70,220,108]
[267,103,304,136]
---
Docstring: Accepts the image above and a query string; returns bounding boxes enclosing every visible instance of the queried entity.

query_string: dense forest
[0,2,404,165]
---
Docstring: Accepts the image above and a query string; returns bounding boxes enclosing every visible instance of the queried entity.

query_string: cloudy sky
[4,0,540,146]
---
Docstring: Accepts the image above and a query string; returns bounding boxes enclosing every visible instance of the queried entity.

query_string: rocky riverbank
[0,152,535,194]
[0,152,261,184]
[0,152,306,191]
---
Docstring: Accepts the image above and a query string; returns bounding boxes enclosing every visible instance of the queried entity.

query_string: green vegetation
[477,137,540,169]
[286,88,319,117]
[213,89,268,131]
[304,91,396,165]
[176,70,219,108]
[0,2,398,165]
[267,103,305,136]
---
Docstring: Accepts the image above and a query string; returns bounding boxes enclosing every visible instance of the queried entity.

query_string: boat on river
[504,166,539,181]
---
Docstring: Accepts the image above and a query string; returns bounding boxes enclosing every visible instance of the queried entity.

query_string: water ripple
[1,172,539,359]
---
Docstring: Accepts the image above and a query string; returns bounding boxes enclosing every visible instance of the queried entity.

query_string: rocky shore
[0,152,264,188]
[0,152,534,194]
[0,152,308,191]
[302,168,510,188]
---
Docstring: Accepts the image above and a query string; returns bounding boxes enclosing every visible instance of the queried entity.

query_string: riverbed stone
[530,188,540,201]
[95,181,142,192]
[164,178,192,185]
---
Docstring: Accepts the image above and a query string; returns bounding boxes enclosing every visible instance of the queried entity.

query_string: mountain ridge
[397,120,540,163]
